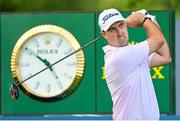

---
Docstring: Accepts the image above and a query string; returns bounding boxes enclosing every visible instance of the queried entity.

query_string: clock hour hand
[24,47,63,88]
[42,59,59,79]
[24,47,51,67]
[24,47,50,66]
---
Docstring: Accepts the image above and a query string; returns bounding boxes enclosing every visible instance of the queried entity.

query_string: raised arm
[147,24,172,67]
[142,13,171,67]
[126,11,171,67]
[126,11,164,55]
[143,18,165,55]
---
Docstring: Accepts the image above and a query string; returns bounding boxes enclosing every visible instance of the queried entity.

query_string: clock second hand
[10,36,102,100]
[24,47,63,88]
[14,36,102,87]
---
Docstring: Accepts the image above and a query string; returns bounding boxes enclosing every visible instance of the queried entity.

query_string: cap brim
[102,17,125,31]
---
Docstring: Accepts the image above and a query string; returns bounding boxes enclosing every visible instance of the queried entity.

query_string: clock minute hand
[39,58,57,78]
[36,57,63,89]
[24,47,63,88]
[49,67,59,79]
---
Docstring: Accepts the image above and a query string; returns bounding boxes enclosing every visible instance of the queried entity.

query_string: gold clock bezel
[10,24,85,100]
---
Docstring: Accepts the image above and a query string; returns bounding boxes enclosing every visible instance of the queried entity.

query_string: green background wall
[0,11,175,115]
[1,13,96,114]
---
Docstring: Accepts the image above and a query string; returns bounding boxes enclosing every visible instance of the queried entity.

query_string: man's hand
[126,11,146,27]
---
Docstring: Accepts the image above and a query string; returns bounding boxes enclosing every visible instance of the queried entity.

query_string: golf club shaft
[16,36,102,86]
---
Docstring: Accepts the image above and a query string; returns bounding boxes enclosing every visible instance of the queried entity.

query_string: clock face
[11,25,85,100]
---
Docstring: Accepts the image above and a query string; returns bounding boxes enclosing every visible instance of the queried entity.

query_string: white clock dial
[11,25,85,100]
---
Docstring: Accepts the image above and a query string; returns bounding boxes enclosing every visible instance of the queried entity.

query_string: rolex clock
[10,25,85,101]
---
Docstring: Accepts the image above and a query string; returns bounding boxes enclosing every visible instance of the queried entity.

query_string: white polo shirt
[103,41,159,120]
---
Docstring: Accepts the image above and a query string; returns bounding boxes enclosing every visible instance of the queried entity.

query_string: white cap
[98,8,125,31]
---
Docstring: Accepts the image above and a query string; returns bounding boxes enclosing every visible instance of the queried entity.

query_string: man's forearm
[152,21,172,63]
[155,39,172,62]
[143,19,165,54]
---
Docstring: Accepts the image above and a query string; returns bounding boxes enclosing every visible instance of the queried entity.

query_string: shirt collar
[102,45,118,53]
[103,44,131,53]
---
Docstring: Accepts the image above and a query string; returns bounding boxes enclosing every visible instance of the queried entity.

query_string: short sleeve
[148,53,154,67]
[115,41,149,75]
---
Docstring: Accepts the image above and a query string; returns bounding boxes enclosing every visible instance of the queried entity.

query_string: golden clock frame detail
[10,25,85,101]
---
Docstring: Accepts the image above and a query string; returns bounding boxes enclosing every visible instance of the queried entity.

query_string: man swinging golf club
[98,8,171,120]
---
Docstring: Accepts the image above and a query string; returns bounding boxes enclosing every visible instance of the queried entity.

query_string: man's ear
[101,31,106,38]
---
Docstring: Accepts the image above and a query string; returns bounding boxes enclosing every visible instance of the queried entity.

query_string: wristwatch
[10,25,85,101]
[142,17,151,25]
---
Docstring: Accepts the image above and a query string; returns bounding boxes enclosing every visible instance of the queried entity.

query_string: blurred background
[0,0,180,120]
[0,0,179,19]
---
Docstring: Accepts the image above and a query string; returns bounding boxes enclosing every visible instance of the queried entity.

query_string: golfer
[98,8,171,120]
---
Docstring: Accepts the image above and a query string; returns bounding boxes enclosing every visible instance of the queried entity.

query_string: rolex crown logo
[44,35,51,45]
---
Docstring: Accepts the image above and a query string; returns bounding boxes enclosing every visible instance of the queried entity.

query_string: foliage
[0,0,179,19]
